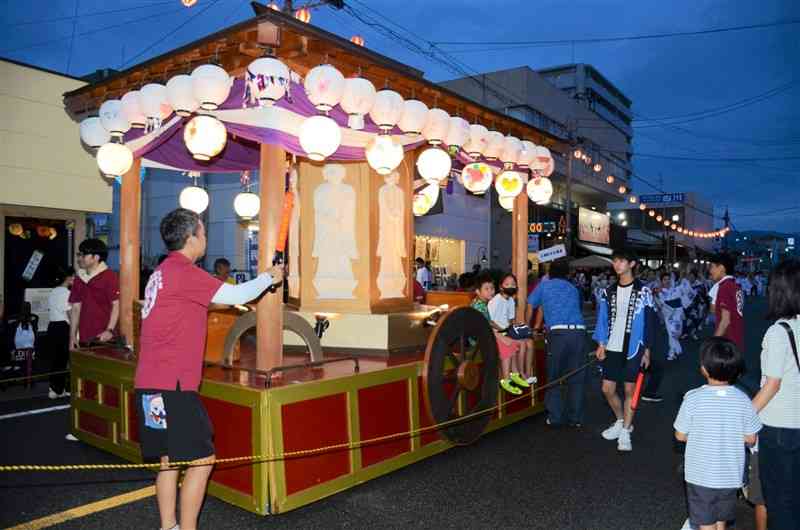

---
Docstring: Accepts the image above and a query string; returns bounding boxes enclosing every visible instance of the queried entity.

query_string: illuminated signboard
[578,207,610,245]
[528,221,557,234]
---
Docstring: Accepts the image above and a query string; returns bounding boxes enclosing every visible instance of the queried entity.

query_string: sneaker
[526,376,537,385]
[499,378,522,395]
[49,388,59,399]
[65,434,78,442]
[601,419,624,440]
[60,391,71,398]
[641,394,663,403]
[545,417,562,427]
[569,422,583,428]
[509,372,530,388]
[617,427,632,451]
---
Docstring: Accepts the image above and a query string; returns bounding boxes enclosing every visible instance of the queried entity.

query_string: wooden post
[512,190,529,323]
[257,143,285,371]
[119,158,141,347]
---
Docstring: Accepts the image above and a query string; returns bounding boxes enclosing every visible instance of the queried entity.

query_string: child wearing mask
[487,273,534,394]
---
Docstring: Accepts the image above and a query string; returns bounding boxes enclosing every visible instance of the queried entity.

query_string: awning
[577,242,613,256]
[569,255,613,268]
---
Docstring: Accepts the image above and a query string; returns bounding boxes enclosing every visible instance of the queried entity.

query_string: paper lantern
[494,170,524,197]
[340,77,376,130]
[182,0,197,6]
[501,136,522,166]
[295,7,311,23]
[350,35,365,46]
[527,176,553,205]
[461,162,493,194]
[120,91,146,129]
[531,145,552,171]
[484,131,505,160]
[607,175,615,184]
[234,192,260,219]
[179,185,209,214]
[267,2,279,10]
[498,195,515,212]
[183,115,227,161]
[413,184,440,216]
[191,64,231,111]
[48,227,58,240]
[517,140,537,168]
[416,147,451,184]
[573,149,583,159]
[99,100,130,137]
[671,223,677,230]
[79,117,111,148]
[298,115,341,161]
[422,108,449,145]
[657,215,663,222]
[369,90,404,131]
[639,203,647,211]
[664,220,671,227]
[139,83,172,131]
[593,163,603,173]
[444,116,470,154]
[618,185,627,194]
[649,210,656,217]
[304,64,345,112]
[541,156,555,177]
[8,223,23,237]
[365,135,404,175]
[629,195,638,204]
[165,75,199,117]
[464,124,489,158]
[246,57,291,107]
[398,99,429,136]
[96,142,133,177]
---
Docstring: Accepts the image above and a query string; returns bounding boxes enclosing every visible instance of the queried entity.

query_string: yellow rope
[0,370,71,384]
[0,359,596,472]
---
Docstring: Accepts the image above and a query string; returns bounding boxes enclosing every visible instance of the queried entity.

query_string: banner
[537,244,567,263]
[578,207,610,245]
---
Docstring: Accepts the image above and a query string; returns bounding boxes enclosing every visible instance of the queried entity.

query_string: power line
[3,1,174,28]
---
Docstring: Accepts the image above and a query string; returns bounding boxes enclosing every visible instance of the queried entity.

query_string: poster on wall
[24,288,52,330]
[578,207,610,245]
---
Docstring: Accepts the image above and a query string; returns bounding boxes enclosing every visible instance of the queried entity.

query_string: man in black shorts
[592,249,657,452]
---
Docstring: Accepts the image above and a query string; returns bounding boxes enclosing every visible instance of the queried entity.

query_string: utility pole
[722,208,730,251]
[565,120,577,257]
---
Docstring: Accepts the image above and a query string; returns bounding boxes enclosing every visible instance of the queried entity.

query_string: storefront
[414,234,466,288]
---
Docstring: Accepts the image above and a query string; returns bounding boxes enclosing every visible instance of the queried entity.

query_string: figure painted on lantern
[288,166,301,299]
[312,164,358,299]
[376,171,407,299]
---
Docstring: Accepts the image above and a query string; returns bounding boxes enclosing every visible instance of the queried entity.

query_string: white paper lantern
[517,140,537,168]
[179,185,209,214]
[139,83,172,131]
[166,75,199,116]
[79,117,111,148]
[340,77,376,130]
[246,57,291,107]
[96,142,133,177]
[531,145,552,171]
[541,155,555,177]
[494,170,524,197]
[298,115,341,161]
[191,64,231,110]
[183,115,227,161]
[464,124,489,158]
[369,90,404,131]
[416,147,451,184]
[501,136,522,166]
[120,91,146,129]
[484,131,505,160]
[365,135,404,175]
[526,176,553,205]
[413,184,440,216]
[234,192,260,219]
[461,162,493,194]
[498,195,515,212]
[444,116,470,154]
[304,64,345,112]
[398,99,429,136]
[422,108,449,145]
[99,100,131,137]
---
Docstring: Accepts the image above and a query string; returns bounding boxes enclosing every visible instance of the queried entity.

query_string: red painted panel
[417,376,440,446]
[102,385,120,408]
[535,342,547,403]
[78,410,109,438]
[202,396,253,496]
[282,393,350,496]
[358,381,411,468]
[505,386,532,415]
[127,391,139,443]
[82,379,98,401]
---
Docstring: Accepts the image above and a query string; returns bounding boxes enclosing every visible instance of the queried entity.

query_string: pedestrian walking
[134,208,283,530]
[593,249,658,451]
[47,266,74,399]
[750,259,800,530]
[527,258,588,427]
[69,239,120,348]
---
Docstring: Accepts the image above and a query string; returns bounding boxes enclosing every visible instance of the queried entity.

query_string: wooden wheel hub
[457,361,480,392]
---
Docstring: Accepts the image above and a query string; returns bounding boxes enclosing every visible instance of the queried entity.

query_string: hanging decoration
[464,124,489,159]
[365,135,403,175]
[183,115,228,161]
[350,35,365,47]
[245,57,291,107]
[295,7,311,23]
[120,91,146,129]
[304,64,345,112]
[498,195,515,212]
[501,136,522,168]
[96,142,134,177]
[8,223,23,237]
[422,108,449,145]
[517,140,537,168]
[369,89,404,131]
[484,131,505,160]
[234,192,260,219]
[98,100,131,137]
[191,64,232,111]
[79,117,111,148]
[412,184,440,216]
[461,162,493,194]
[416,147,451,184]
[444,116,470,156]
[298,115,341,161]
[526,176,553,205]
[182,0,197,6]
[340,77,376,130]
[398,99,429,136]
[494,170,524,197]
[166,75,200,116]
[139,83,172,132]
[179,185,209,214]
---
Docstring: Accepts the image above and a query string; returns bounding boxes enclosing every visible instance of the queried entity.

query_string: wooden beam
[512,190,529,323]
[256,143,286,371]
[119,158,141,348]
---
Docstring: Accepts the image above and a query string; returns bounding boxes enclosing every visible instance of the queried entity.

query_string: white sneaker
[526,376,537,385]
[65,434,78,442]
[49,388,59,399]
[60,391,71,398]
[601,419,624,440]
[617,427,632,451]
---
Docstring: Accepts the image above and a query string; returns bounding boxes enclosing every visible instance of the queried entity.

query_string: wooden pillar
[512,191,529,322]
[257,144,285,371]
[119,158,141,347]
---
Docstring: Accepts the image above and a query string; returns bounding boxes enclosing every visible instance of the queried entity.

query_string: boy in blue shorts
[674,337,761,530]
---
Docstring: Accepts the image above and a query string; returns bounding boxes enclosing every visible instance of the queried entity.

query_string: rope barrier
[0,358,596,473]
[0,370,71,385]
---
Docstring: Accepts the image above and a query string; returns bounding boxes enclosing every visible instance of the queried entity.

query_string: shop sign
[528,221,557,234]
[578,207,609,245]
[22,250,44,281]
[537,244,566,263]
[639,193,685,204]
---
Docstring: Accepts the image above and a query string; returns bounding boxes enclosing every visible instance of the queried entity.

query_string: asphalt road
[0,297,771,530]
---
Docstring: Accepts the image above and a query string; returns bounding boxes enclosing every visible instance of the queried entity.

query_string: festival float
[63,5,562,515]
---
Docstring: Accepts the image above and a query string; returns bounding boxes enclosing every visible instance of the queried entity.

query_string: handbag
[507,323,533,340]
[777,321,800,372]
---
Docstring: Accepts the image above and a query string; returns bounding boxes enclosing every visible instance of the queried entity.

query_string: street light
[672,214,680,222]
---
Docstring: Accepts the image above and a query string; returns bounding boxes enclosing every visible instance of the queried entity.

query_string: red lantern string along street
[350,35,365,46]
[294,7,311,23]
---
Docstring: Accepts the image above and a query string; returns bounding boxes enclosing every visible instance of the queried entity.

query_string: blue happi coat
[592,279,658,359]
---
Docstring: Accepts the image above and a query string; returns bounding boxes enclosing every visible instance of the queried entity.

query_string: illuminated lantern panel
[298,115,342,161]
[461,162,494,194]
[183,115,228,161]
[494,170,524,197]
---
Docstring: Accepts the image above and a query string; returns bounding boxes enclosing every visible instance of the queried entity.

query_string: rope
[0,358,596,473]
[0,370,71,385]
